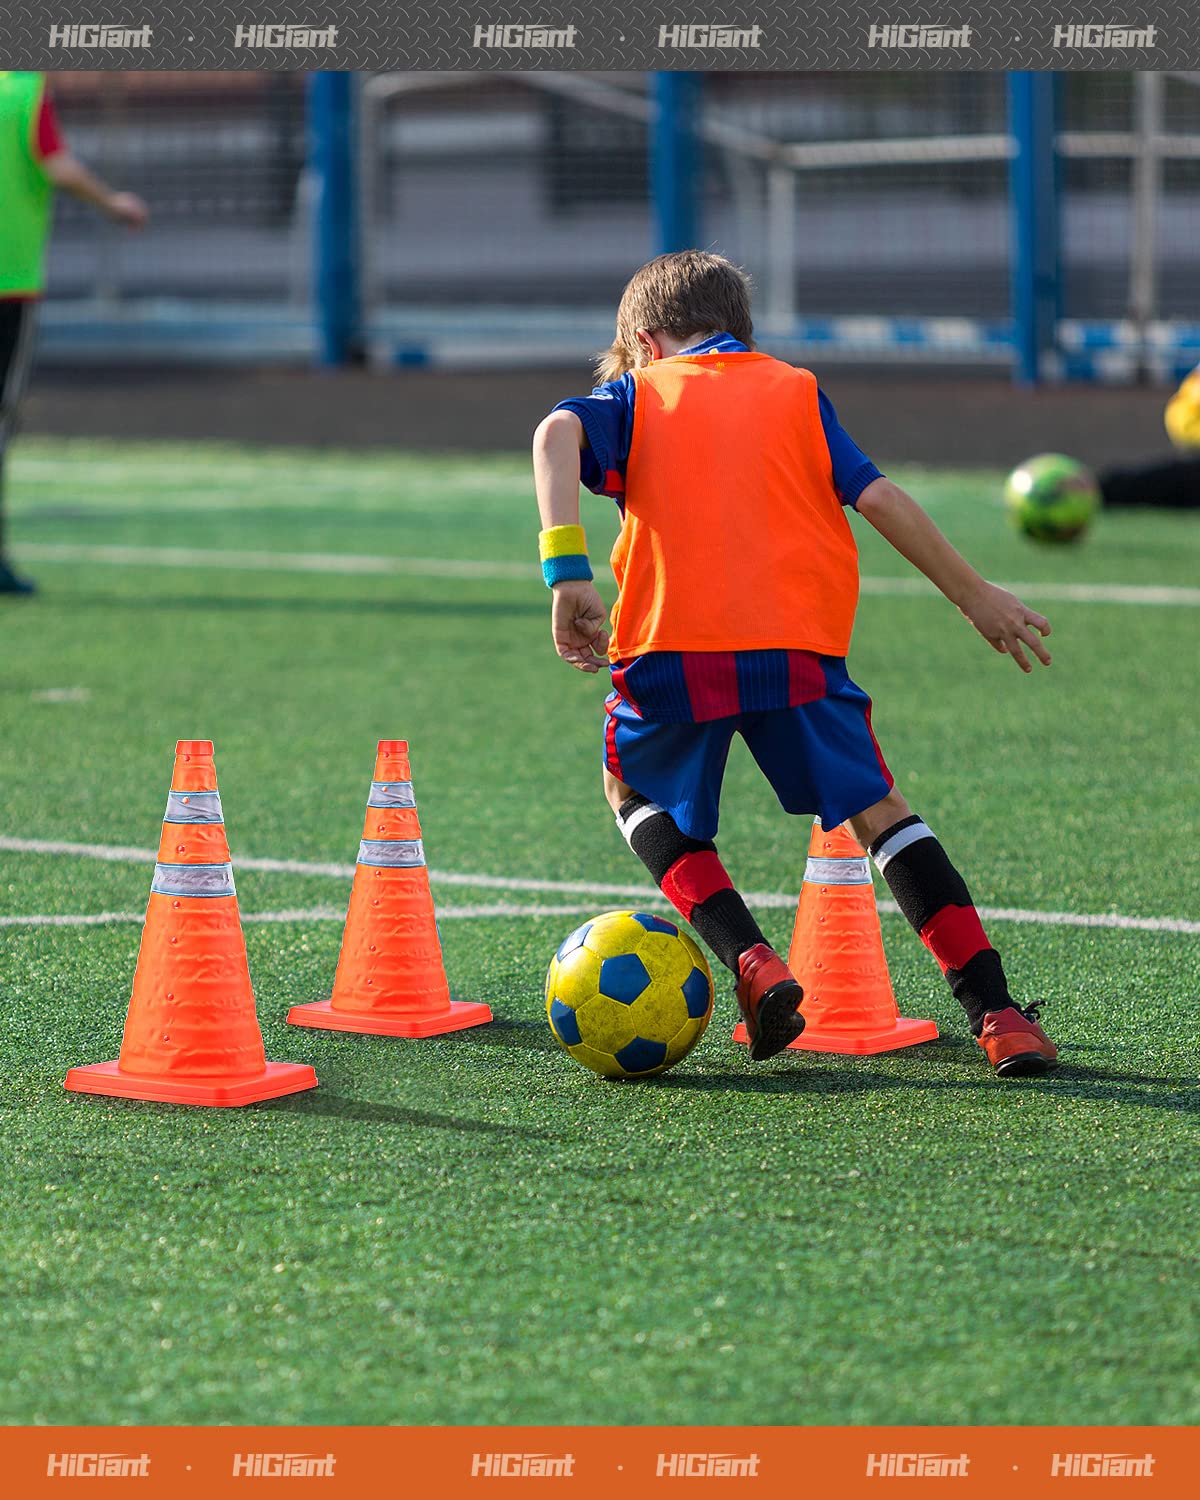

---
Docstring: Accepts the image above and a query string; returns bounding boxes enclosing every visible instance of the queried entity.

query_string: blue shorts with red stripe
[603,654,893,842]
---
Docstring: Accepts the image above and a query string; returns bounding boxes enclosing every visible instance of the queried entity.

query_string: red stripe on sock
[661,850,733,920]
[920,903,990,975]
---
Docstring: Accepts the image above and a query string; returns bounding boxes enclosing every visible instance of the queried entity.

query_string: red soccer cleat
[735,943,805,1061]
[977,1002,1058,1077]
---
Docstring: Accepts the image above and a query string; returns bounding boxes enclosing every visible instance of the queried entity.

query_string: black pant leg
[1099,456,1200,510]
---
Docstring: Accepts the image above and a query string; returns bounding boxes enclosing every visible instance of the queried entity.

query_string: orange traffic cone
[64,740,318,1106]
[734,818,938,1055]
[287,740,491,1037]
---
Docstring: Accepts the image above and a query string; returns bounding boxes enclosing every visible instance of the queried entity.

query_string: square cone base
[286,998,492,1038]
[63,1058,318,1107]
[733,1015,939,1056]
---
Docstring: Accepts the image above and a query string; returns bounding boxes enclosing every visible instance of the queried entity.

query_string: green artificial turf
[1,438,1198,1427]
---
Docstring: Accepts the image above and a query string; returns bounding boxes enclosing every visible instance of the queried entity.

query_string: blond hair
[596,251,754,384]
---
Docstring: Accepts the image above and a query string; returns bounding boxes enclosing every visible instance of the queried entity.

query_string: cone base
[732,1015,939,1056]
[286,998,492,1037]
[63,1058,318,1107]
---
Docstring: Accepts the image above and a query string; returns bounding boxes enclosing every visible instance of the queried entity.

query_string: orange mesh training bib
[609,351,859,660]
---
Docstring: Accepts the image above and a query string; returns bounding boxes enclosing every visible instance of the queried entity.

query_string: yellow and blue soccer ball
[545,910,714,1079]
[1004,453,1100,543]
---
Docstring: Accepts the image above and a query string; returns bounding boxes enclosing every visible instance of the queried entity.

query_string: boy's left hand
[551,580,610,673]
[958,580,1052,672]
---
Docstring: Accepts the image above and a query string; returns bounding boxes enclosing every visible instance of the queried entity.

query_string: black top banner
[1,1,1197,70]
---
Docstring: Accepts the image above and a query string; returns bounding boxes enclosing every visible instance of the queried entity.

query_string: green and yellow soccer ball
[545,910,714,1079]
[1004,453,1100,543]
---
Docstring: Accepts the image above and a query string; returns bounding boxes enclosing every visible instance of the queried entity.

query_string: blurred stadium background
[36,70,1200,388]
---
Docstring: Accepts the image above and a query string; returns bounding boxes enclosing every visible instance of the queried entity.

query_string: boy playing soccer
[532,251,1058,1077]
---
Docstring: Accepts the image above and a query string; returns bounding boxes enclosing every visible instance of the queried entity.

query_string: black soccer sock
[616,793,766,973]
[867,815,1013,1035]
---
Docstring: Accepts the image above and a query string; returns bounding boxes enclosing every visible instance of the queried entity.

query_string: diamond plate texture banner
[2,1,1197,70]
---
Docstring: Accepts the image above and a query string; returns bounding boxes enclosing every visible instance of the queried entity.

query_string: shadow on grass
[445,1017,558,1052]
[401,1021,1200,1113]
[279,1089,553,1139]
[653,1043,1199,1113]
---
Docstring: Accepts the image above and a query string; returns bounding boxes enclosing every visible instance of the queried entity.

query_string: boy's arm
[856,476,1052,673]
[532,409,610,674]
[42,151,148,227]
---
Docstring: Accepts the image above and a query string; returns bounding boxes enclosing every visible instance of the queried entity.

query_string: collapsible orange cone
[64,740,318,1106]
[734,818,938,1055]
[287,740,491,1037]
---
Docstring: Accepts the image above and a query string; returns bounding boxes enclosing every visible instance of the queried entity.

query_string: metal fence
[36,70,1200,379]
[359,73,1014,331]
[46,73,308,303]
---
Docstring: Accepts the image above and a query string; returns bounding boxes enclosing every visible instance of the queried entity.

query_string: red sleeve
[34,92,66,163]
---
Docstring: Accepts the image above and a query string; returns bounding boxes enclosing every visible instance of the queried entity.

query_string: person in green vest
[0,71,148,594]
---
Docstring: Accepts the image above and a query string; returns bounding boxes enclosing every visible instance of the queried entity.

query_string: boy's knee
[846,787,912,851]
[603,768,635,815]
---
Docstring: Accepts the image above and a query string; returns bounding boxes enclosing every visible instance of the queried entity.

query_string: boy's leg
[604,769,764,971]
[604,769,805,1060]
[846,788,1056,1076]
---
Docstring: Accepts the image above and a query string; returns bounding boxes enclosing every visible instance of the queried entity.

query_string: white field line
[17,542,533,581]
[859,574,1200,608]
[15,541,1200,608]
[30,687,91,704]
[13,456,525,493]
[2,835,1198,937]
[0,901,603,929]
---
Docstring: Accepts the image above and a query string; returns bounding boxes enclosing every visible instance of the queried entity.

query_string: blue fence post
[651,73,702,254]
[1007,72,1061,386]
[308,71,360,367]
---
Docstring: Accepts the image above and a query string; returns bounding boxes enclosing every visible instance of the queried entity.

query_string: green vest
[0,72,55,296]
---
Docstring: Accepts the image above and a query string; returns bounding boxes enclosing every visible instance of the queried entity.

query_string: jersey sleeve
[1165,367,1200,452]
[817,388,883,508]
[550,373,636,500]
[33,92,66,164]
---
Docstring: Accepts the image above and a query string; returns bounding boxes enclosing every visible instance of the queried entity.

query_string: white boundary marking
[30,687,91,704]
[2,835,1198,936]
[18,542,533,581]
[1,911,146,928]
[15,542,1200,608]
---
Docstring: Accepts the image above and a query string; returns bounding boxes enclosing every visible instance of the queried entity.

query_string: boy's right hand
[551,581,610,673]
[958,579,1052,673]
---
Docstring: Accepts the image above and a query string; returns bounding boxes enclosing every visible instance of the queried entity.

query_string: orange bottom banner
[2,1427,1198,1498]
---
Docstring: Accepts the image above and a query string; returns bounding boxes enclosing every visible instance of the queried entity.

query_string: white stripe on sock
[872,819,936,872]
[617,801,667,846]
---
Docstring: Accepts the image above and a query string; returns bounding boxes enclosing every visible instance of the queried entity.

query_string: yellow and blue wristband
[538,524,593,588]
